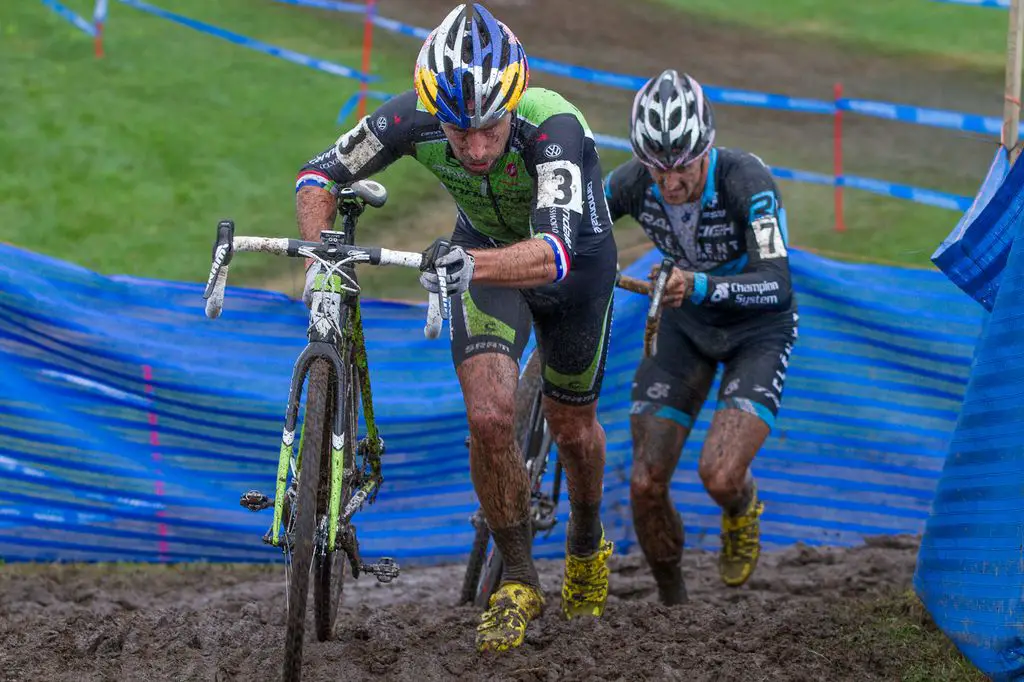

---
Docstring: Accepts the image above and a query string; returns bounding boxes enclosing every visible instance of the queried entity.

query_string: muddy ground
[0,534,977,681]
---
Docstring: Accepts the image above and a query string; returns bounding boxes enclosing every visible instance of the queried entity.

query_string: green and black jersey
[296,88,614,281]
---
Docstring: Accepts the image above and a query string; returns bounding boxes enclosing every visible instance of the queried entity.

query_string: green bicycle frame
[268,269,386,553]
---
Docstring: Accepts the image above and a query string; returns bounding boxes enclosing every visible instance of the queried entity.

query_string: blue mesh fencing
[0,242,982,565]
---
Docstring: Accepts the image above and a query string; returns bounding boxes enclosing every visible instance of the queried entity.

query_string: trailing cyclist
[604,69,799,604]
[294,2,618,652]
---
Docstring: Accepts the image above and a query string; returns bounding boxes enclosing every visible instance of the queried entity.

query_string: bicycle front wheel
[313,355,357,641]
[283,358,331,682]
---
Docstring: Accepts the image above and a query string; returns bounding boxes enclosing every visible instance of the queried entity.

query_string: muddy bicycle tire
[313,354,357,642]
[458,521,491,605]
[283,358,331,682]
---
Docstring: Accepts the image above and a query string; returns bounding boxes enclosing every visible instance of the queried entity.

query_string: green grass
[0,0,980,302]
[656,0,1011,70]
[844,590,986,682]
[1,0,453,298]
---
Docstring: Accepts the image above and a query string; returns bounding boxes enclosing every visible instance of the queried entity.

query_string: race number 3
[333,119,384,175]
[536,160,583,214]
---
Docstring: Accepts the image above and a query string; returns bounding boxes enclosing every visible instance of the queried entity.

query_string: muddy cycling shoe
[476,582,544,653]
[719,487,766,587]
[561,531,614,619]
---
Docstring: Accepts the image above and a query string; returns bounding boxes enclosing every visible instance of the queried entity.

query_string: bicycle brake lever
[436,265,451,322]
[649,258,675,318]
[425,292,442,339]
[423,267,451,340]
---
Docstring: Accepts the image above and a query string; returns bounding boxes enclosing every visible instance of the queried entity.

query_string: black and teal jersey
[297,88,614,274]
[604,147,796,327]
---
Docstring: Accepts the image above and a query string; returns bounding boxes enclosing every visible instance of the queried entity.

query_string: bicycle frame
[268,199,386,555]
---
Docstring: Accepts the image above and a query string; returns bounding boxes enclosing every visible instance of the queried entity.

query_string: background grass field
[658,0,1010,70]
[2,0,1007,300]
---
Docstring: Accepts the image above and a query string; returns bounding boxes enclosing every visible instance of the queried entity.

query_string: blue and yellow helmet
[414,3,529,129]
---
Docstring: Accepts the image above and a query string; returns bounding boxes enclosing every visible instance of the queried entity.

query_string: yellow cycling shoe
[561,533,614,619]
[476,581,545,653]
[719,486,766,587]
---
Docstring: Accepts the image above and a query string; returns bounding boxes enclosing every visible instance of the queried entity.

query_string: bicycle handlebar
[201,221,446,339]
[615,274,651,296]
[615,258,675,312]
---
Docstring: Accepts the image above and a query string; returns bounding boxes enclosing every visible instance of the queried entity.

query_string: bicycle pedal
[360,557,400,583]
[240,490,273,512]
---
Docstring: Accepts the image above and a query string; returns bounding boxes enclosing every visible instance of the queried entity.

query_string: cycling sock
[490,519,541,589]
[724,470,755,517]
[567,500,603,556]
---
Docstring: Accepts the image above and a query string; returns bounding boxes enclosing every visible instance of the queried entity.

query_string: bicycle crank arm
[359,557,401,583]
[240,489,274,512]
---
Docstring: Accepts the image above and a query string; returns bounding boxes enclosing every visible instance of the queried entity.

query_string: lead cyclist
[294,3,618,653]
[604,70,799,604]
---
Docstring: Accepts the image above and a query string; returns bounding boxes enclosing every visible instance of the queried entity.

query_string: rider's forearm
[470,239,558,288]
[690,262,793,311]
[296,187,337,267]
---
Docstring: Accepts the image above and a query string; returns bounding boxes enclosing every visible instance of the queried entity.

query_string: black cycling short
[449,223,617,406]
[630,307,798,430]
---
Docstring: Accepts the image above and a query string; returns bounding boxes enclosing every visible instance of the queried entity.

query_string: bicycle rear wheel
[459,513,490,605]
[283,358,331,682]
[313,355,357,641]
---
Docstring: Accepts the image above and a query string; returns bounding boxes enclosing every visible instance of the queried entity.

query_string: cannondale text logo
[544,143,562,159]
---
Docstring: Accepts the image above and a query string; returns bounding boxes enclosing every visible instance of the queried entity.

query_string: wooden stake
[1003,0,1024,163]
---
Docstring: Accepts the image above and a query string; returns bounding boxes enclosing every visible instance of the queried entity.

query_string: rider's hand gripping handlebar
[422,239,452,341]
[201,181,448,340]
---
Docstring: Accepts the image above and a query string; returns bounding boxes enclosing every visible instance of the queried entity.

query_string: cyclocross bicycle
[202,180,450,682]
[458,257,676,608]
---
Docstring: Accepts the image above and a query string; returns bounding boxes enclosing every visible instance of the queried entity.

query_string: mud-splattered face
[441,115,512,176]
[648,152,708,204]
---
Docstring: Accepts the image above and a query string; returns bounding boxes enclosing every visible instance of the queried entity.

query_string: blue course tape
[930,0,1008,6]
[94,0,109,24]
[116,0,378,82]
[273,0,364,11]
[41,0,98,36]
[837,98,1002,136]
[337,89,395,123]
[703,85,834,116]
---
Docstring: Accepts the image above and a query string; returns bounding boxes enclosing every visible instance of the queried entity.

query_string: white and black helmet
[629,69,715,170]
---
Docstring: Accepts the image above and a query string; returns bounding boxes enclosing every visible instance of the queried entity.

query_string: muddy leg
[629,415,689,605]
[542,398,606,556]
[697,409,769,514]
[459,354,538,589]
